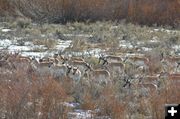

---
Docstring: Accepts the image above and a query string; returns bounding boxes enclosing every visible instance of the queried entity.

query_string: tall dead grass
[0,0,179,26]
[0,64,68,119]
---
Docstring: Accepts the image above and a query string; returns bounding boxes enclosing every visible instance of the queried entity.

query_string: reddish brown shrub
[0,0,179,26]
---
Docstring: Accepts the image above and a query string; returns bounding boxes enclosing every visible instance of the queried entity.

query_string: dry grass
[0,18,180,118]
[0,62,69,119]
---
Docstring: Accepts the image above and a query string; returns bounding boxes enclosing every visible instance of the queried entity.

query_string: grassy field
[0,1,180,118]
[0,19,180,118]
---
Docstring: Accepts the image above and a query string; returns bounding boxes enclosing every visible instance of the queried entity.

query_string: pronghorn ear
[39,58,43,62]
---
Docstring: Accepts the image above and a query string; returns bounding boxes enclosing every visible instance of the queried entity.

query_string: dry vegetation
[0,0,180,27]
[0,1,180,118]
[0,66,69,118]
[0,53,180,119]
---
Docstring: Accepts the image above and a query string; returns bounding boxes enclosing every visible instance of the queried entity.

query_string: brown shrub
[149,80,180,119]
[96,86,126,119]
[0,62,68,118]
[0,0,179,26]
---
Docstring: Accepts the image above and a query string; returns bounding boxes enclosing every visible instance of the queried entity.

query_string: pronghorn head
[39,58,43,63]
[123,56,128,63]
[48,62,54,68]
[62,59,66,64]
[160,52,164,61]
[99,54,108,65]
[123,78,131,88]
[102,58,108,65]
[72,67,78,75]
[31,56,36,61]
[61,55,68,64]
[177,62,180,68]
[14,51,20,57]
[85,63,93,72]
[66,64,72,75]
[31,56,39,65]
[53,53,58,58]
[98,54,105,63]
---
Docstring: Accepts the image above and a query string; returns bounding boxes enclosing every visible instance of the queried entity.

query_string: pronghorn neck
[54,58,59,64]
[66,65,72,75]
[85,63,92,71]
[48,62,53,68]
[73,68,78,75]
[98,56,104,62]
[31,58,38,65]
[98,56,108,65]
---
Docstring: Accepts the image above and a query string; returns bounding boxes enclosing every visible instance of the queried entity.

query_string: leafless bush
[0,59,68,119]
[0,0,179,26]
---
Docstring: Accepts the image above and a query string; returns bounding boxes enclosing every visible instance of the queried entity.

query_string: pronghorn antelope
[159,72,180,81]
[139,75,160,85]
[18,56,31,63]
[6,54,31,70]
[88,68,111,85]
[106,55,123,62]
[57,51,69,64]
[98,54,108,65]
[169,73,180,81]
[122,75,158,91]
[160,58,172,73]
[127,56,149,74]
[166,56,180,64]
[160,53,180,73]
[127,56,149,66]
[70,66,82,82]
[122,75,132,88]
[40,57,54,62]
[168,73,180,85]
[99,54,123,63]
[40,53,59,63]
[42,56,60,65]
[157,72,180,87]
[106,62,125,76]
[58,54,69,64]
[50,64,72,78]
[135,83,158,94]
[70,60,90,75]
[6,53,31,63]
[53,53,59,58]
[31,58,52,75]
[70,57,84,62]
[33,59,52,68]
[166,56,180,73]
